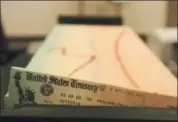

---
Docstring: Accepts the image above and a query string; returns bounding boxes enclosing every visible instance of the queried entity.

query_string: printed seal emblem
[40,84,54,96]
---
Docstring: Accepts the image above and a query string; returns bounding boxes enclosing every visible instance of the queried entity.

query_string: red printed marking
[49,46,96,77]
[68,55,96,77]
[48,46,66,56]
[49,46,92,57]
[114,31,140,88]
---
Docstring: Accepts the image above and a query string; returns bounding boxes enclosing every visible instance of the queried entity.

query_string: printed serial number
[60,99,80,106]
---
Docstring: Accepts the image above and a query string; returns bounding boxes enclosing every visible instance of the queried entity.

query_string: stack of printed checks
[6,25,177,108]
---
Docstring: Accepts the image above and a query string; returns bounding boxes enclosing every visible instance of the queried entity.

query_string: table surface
[2,105,177,120]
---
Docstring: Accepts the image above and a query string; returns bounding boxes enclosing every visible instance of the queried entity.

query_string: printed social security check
[7,67,177,108]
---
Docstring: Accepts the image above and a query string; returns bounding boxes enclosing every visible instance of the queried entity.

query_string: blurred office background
[1,1,176,38]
